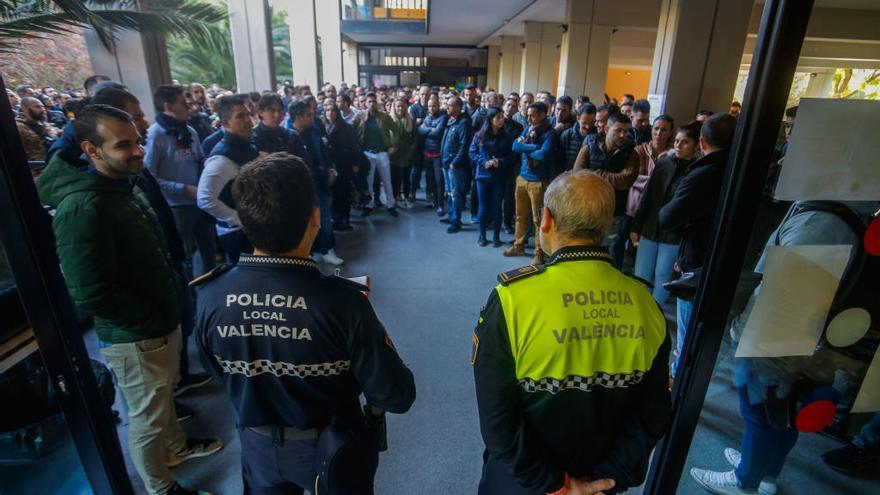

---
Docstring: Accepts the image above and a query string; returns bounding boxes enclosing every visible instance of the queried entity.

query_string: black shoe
[478,236,489,247]
[447,223,462,233]
[175,401,194,422]
[333,223,354,232]
[493,239,504,248]
[174,373,212,397]
[822,443,879,473]
[389,207,399,217]
[360,207,373,217]
[440,217,452,224]
[167,482,212,495]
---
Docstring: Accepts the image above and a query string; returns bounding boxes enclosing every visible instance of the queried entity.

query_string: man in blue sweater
[504,102,557,265]
[440,96,472,233]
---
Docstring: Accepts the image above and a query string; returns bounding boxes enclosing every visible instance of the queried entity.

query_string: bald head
[542,171,615,249]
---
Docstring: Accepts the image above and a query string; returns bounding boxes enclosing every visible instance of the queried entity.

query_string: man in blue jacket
[504,102,557,265]
[440,96,472,233]
[418,93,447,213]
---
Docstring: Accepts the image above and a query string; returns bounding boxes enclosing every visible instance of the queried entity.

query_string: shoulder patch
[189,263,232,287]
[624,272,654,289]
[497,264,545,286]
[329,275,370,293]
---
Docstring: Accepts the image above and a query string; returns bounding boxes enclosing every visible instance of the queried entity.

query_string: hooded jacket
[36,153,181,344]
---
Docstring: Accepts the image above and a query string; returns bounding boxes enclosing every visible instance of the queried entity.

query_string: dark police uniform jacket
[472,246,672,494]
[195,254,416,429]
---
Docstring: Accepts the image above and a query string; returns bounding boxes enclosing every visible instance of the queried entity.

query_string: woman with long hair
[322,99,361,231]
[390,97,416,207]
[630,120,702,303]
[468,107,514,247]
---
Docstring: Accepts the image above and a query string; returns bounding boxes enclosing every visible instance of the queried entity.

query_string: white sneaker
[690,468,756,494]
[724,448,778,495]
[311,253,323,263]
[322,249,344,266]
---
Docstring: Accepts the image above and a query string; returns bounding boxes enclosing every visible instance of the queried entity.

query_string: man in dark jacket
[574,113,639,268]
[408,84,432,203]
[440,96,472,233]
[658,113,737,377]
[504,102,557,265]
[474,171,671,495]
[418,93,447,213]
[36,105,221,495]
[502,99,524,234]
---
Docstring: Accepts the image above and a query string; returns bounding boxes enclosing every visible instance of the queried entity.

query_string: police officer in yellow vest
[473,170,672,495]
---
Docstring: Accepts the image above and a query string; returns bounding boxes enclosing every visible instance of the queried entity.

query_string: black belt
[248,425,318,440]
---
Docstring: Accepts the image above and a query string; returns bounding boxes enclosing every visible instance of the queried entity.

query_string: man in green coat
[36,104,221,495]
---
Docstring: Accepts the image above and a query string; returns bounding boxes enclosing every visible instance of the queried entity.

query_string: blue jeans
[313,190,335,254]
[612,215,632,268]
[476,180,505,240]
[634,238,679,304]
[447,166,471,225]
[853,413,880,449]
[673,297,693,377]
[735,386,799,489]
[239,427,318,495]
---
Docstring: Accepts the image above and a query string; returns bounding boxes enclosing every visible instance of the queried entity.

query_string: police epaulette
[625,272,655,289]
[189,263,232,287]
[330,275,370,293]
[497,264,545,286]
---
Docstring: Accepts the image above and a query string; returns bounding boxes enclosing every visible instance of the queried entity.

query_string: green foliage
[273,9,292,83]
[0,0,227,53]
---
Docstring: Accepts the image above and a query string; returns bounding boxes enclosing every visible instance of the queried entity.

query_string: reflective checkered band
[238,254,318,269]
[215,355,351,378]
[548,250,611,264]
[519,371,645,394]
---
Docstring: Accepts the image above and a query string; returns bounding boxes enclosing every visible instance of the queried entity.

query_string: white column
[556,0,611,100]
[648,0,753,124]
[519,22,562,95]
[228,0,275,93]
[84,29,171,122]
[342,41,359,86]
[279,0,320,89]
[804,71,834,98]
[315,0,344,85]
[498,36,523,96]
[487,45,501,90]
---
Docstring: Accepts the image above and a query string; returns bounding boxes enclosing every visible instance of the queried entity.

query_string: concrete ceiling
[345,0,880,71]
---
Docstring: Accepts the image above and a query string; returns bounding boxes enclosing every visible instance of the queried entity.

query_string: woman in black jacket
[630,121,701,304]
[323,100,361,231]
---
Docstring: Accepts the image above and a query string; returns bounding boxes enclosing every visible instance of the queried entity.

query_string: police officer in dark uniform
[472,170,672,495]
[193,152,416,495]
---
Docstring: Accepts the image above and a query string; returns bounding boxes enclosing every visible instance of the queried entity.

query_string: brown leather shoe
[530,254,545,266]
[503,245,526,257]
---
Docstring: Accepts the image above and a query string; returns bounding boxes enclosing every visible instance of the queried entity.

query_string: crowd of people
[8,72,878,495]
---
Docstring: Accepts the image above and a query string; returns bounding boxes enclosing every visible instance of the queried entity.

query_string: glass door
[0,74,132,495]
[646,0,880,493]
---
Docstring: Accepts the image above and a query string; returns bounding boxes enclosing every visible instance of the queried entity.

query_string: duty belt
[248,425,318,440]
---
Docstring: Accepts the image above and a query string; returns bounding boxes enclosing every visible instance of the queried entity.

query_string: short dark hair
[677,120,702,142]
[464,85,476,92]
[632,99,651,114]
[577,103,597,116]
[654,114,674,127]
[248,91,261,103]
[338,93,352,106]
[288,100,311,120]
[92,80,127,96]
[365,91,377,99]
[215,95,248,122]
[622,93,635,101]
[153,84,184,113]
[607,112,631,127]
[91,87,140,110]
[257,93,283,112]
[73,104,134,146]
[785,106,798,118]
[521,92,534,99]
[697,109,715,118]
[528,102,548,115]
[83,75,110,94]
[700,113,737,150]
[14,84,32,96]
[731,101,742,108]
[598,103,620,116]
[232,153,317,254]
[556,95,573,108]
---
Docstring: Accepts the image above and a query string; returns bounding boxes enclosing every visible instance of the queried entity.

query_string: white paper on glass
[775,98,880,202]
[735,245,852,358]
[647,94,665,123]
[851,344,880,413]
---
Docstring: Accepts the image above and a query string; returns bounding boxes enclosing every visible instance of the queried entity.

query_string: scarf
[210,132,259,166]
[155,112,193,147]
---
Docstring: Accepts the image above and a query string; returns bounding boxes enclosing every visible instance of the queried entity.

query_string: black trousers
[218,230,251,264]
[332,169,353,225]
[240,428,317,495]
[478,452,547,495]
